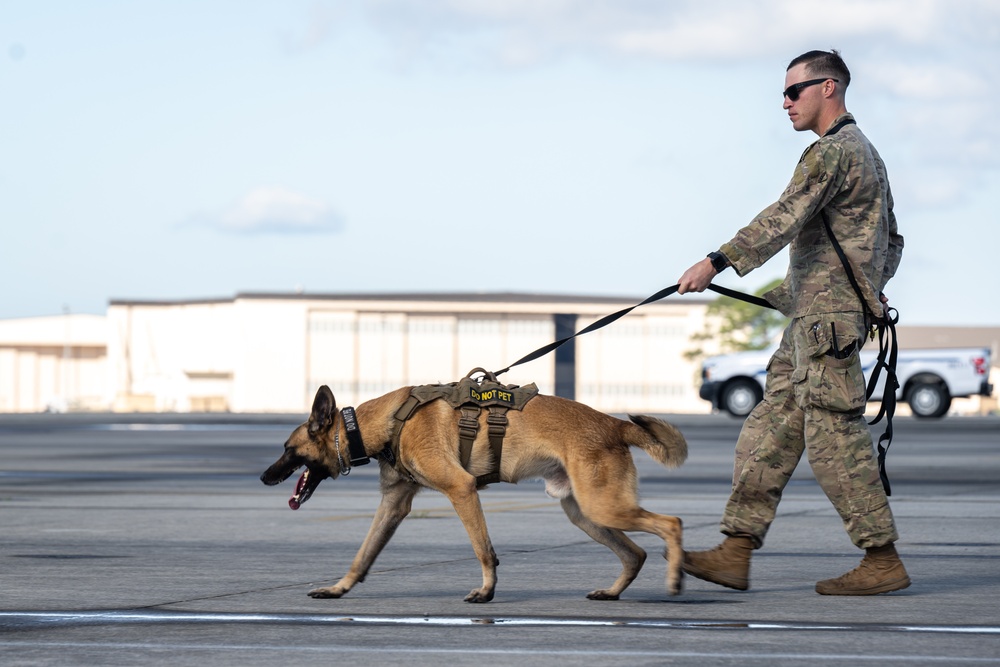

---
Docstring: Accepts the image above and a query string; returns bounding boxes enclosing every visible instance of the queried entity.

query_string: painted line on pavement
[2,610,999,635]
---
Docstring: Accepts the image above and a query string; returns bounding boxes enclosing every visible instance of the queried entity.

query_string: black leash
[493,283,770,377]
[495,245,899,494]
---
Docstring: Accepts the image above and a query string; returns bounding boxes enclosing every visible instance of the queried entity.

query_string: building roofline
[108,297,234,307]
[109,291,715,307]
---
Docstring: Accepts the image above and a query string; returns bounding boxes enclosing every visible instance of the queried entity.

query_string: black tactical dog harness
[389,368,538,486]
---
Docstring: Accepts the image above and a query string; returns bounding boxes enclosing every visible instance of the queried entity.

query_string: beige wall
[107,300,236,412]
[0,314,108,412]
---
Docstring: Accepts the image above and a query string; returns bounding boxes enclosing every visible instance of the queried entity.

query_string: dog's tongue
[288,470,309,510]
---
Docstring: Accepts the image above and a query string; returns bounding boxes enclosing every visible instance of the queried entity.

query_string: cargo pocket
[795,314,867,413]
[808,348,866,413]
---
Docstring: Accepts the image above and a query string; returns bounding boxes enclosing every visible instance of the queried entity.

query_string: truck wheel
[721,379,763,417]
[908,381,951,419]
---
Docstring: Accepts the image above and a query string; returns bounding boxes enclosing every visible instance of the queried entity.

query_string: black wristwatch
[707,251,729,273]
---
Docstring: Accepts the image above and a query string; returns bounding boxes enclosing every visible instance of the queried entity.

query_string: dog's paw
[586,590,620,601]
[667,572,684,596]
[308,586,346,599]
[463,588,495,603]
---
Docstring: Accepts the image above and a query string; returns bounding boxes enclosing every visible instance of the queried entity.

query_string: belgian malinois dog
[260,384,688,602]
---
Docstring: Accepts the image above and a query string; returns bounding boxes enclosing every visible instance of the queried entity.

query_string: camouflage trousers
[721,312,899,549]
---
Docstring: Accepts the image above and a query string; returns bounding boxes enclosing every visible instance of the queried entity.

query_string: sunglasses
[782,78,838,101]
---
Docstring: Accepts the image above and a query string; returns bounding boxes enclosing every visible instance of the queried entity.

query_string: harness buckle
[458,407,480,442]
[486,409,508,438]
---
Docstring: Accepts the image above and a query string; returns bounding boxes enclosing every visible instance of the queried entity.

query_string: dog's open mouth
[288,467,327,510]
[261,452,330,511]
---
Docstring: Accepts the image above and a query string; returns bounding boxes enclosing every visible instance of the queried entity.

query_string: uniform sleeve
[719,142,846,277]
[879,182,904,291]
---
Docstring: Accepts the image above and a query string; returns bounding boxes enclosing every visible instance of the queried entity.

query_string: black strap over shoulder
[821,117,900,493]
[825,117,857,136]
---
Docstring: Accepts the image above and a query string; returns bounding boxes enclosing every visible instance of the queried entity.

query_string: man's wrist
[707,251,729,273]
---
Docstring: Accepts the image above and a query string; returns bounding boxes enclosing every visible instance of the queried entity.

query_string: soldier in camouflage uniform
[676,50,910,595]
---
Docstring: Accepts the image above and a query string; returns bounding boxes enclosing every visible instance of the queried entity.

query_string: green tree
[685,279,789,361]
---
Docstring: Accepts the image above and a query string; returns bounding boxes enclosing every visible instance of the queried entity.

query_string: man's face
[783,63,824,133]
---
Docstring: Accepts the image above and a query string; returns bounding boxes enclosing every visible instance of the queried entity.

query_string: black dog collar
[341,407,370,466]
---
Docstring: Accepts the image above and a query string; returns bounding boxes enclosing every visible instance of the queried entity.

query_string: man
[676,50,909,595]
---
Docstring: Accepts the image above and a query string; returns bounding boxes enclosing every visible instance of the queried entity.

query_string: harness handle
[464,367,499,384]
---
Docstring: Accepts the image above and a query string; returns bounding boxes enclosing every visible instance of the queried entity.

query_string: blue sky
[2,0,998,326]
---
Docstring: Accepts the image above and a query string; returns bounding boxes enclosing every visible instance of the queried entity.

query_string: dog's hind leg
[309,479,419,599]
[560,494,646,600]
[571,475,684,596]
[585,504,684,596]
[440,476,499,603]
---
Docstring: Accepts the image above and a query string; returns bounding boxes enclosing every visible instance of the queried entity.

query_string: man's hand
[677,258,717,294]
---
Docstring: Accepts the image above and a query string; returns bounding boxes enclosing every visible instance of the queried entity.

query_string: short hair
[787,49,851,89]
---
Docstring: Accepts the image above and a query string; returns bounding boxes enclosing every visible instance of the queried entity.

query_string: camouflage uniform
[715,113,904,549]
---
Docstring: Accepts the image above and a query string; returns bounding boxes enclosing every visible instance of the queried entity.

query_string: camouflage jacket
[719,113,903,319]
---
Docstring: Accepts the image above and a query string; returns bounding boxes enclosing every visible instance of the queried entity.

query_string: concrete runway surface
[1,411,998,666]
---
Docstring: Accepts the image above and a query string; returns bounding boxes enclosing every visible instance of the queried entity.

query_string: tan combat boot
[815,543,911,595]
[682,536,753,590]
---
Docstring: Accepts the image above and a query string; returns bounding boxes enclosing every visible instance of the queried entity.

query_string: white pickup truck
[699,346,993,419]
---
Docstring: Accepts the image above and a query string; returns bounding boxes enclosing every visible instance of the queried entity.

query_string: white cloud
[899,169,965,207]
[872,63,988,101]
[212,187,345,235]
[284,0,1000,221]
[280,3,349,54]
[354,0,978,63]
[362,0,998,188]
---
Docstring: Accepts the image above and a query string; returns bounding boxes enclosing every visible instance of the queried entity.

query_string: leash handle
[494,283,774,377]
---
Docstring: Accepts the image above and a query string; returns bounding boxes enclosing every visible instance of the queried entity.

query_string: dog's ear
[308,385,337,436]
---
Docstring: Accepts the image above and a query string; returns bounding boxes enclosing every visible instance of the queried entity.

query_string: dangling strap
[867,316,899,496]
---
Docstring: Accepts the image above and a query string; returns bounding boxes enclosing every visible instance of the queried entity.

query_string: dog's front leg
[444,478,499,603]
[308,480,419,599]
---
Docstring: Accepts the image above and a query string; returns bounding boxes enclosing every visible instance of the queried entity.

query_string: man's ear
[308,385,337,436]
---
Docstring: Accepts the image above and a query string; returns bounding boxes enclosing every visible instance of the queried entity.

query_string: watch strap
[707,251,728,273]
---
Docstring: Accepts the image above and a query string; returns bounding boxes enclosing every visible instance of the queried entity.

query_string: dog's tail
[625,414,688,469]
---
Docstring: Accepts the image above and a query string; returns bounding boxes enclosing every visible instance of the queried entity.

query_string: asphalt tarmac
[1,412,999,666]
